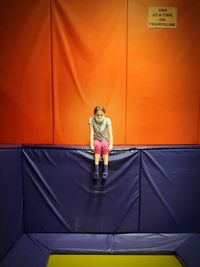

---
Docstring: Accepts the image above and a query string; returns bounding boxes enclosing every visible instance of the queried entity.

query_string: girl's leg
[93,140,101,179]
[94,154,101,165]
[102,154,108,164]
[101,140,109,180]
[94,139,101,164]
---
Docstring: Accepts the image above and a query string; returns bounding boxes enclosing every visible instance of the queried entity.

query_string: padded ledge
[0,145,22,150]
[1,233,200,267]
[28,233,192,254]
[21,145,200,150]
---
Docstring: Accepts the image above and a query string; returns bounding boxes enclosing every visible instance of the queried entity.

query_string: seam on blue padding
[138,150,142,233]
[21,149,26,234]
[26,234,51,253]
[0,233,22,263]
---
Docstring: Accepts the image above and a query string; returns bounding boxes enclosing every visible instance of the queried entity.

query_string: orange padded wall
[0,0,200,145]
[126,0,200,145]
[52,0,127,145]
[0,0,53,144]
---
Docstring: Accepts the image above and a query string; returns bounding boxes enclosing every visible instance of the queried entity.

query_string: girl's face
[94,110,105,124]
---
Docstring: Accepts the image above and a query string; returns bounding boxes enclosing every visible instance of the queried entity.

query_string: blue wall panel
[140,148,200,232]
[0,146,23,260]
[23,147,140,233]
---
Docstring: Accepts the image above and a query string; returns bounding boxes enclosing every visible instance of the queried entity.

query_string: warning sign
[148,7,177,29]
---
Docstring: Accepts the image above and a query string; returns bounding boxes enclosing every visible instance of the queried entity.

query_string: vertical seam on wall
[49,0,55,144]
[138,149,142,232]
[125,0,129,145]
[21,147,25,233]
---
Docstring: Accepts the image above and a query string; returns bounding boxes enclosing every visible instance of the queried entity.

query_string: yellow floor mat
[46,254,183,267]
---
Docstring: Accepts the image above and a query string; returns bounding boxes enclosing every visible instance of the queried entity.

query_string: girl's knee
[101,140,109,155]
[94,139,101,154]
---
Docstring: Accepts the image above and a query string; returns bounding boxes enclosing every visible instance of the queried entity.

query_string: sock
[94,164,99,179]
[102,164,108,180]
[104,164,108,174]
[95,164,99,172]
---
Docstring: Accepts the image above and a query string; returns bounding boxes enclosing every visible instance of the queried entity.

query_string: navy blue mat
[1,145,200,267]
[1,233,200,267]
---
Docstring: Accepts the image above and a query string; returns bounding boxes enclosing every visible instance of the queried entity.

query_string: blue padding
[29,233,112,253]
[22,145,200,150]
[23,148,140,233]
[28,233,192,254]
[175,234,200,267]
[0,148,23,261]
[140,149,200,232]
[0,235,49,267]
[1,233,200,267]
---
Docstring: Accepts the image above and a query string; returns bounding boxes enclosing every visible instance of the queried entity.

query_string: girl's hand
[90,145,94,151]
[108,145,113,151]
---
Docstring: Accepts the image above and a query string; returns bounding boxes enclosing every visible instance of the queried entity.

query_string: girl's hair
[94,105,106,114]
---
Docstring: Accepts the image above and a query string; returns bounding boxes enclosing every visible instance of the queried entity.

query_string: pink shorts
[94,139,109,155]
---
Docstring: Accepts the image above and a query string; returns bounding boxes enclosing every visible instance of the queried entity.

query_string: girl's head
[94,106,105,124]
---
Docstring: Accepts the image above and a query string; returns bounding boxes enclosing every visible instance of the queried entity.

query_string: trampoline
[46,255,183,267]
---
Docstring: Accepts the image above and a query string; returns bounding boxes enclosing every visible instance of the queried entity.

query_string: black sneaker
[93,171,100,180]
[102,172,108,181]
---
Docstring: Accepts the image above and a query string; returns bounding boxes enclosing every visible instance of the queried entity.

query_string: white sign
[148,7,177,29]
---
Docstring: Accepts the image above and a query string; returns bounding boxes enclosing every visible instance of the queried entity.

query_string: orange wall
[0,0,53,144]
[52,0,127,145]
[0,0,200,145]
[126,0,200,145]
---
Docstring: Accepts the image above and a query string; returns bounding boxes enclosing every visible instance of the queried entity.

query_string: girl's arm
[89,124,94,151]
[108,124,113,151]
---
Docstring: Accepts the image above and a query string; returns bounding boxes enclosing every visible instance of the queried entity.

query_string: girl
[89,106,113,180]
